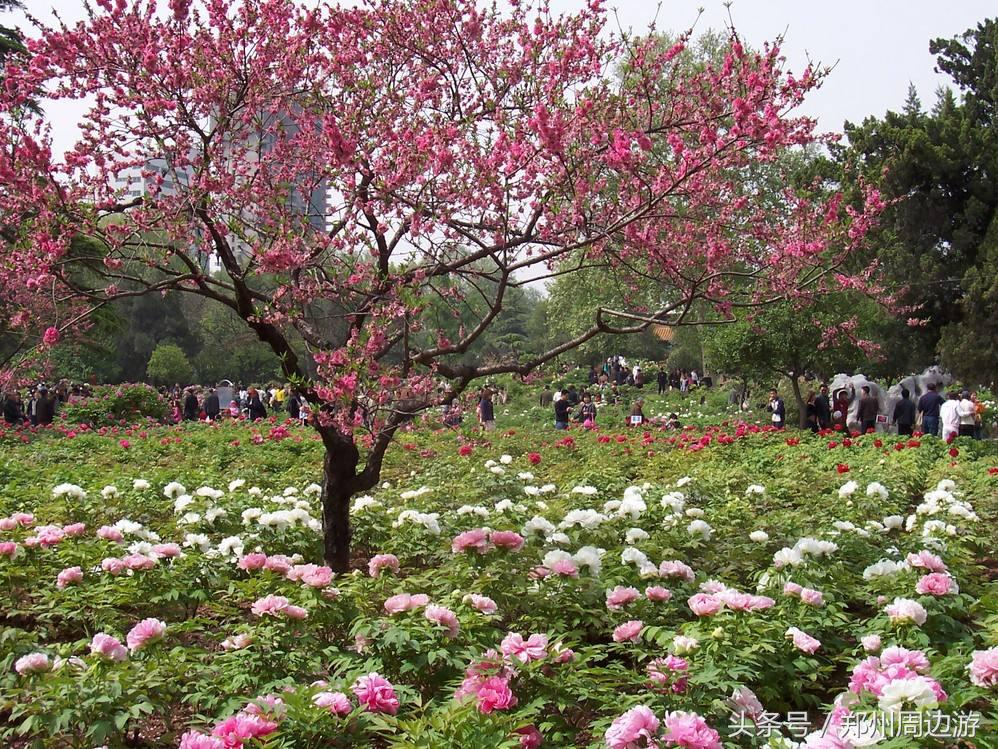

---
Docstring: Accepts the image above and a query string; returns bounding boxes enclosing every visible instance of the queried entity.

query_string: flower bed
[0,421,996,747]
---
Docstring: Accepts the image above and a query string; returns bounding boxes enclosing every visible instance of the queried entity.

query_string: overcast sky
[10,0,994,155]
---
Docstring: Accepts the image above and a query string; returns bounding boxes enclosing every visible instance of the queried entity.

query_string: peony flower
[906,550,946,573]
[606,586,641,611]
[126,618,166,652]
[368,553,400,577]
[786,626,821,654]
[238,552,268,571]
[56,566,83,589]
[476,675,517,713]
[101,557,126,575]
[132,479,151,491]
[284,605,309,620]
[645,586,672,602]
[515,725,543,748]
[659,560,695,581]
[661,710,722,749]
[14,652,51,675]
[212,713,278,745]
[251,594,291,617]
[687,593,723,617]
[612,620,644,643]
[463,593,498,615]
[221,633,255,651]
[605,705,660,749]
[490,530,525,551]
[968,648,998,688]
[501,632,549,662]
[800,588,824,607]
[861,635,882,653]
[352,672,399,715]
[672,635,699,655]
[179,731,225,749]
[728,687,764,720]
[90,633,128,662]
[451,528,492,554]
[313,691,352,715]
[878,676,941,712]
[749,530,769,542]
[885,597,928,626]
[915,573,956,597]
[425,605,460,638]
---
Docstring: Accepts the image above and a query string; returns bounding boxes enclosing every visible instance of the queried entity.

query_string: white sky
[9,0,993,156]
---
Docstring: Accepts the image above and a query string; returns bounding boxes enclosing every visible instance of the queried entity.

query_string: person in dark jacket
[287,390,301,420]
[182,389,199,421]
[917,383,944,437]
[893,388,916,436]
[203,388,220,420]
[657,368,667,395]
[246,387,267,420]
[857,385,879,433]
[805,391,819,433]
[35,386,56,425]
[3,391,23,425]
[553,393,571,429]
[814,384,832,430]
[767,388,786,429]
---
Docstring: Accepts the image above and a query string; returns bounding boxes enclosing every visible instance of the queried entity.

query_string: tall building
[113,157,191,199]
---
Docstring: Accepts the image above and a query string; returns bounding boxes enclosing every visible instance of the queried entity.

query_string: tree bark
[318,432,361,572]
[789,372,807,429]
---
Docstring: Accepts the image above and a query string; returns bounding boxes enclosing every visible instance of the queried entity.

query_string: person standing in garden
[857,385,879,433]
[805,391,819,433]
[657,367,667,395]
[553,392,571,430]
[957,390,977,438]
[203,388,220,421]
[182,388,199,421]
[814,384,832,430]
[246,387,267,421]
[940,392,961,442]
[628,399,646,426]
[35,385,56,425]
[577,392,597,426]
[2,390,23,425]
[893,389,916,436]
[767,388,785,429]
[477,389,495,431]
[917,383,944,437]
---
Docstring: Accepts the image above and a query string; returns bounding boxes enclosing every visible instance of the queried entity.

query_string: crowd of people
[162,383,313,425]
[2,382,93,426]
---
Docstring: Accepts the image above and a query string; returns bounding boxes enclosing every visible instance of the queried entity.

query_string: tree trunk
[319,434,360,572]
[789,372,807,430]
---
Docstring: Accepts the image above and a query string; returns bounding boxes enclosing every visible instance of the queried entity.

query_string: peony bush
[0,416,995,747]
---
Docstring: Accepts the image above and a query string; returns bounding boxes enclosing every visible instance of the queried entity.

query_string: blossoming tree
[0,0,884,568]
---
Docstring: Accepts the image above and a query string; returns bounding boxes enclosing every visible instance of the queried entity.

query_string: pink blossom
[605,705,660,749]
[313,691,352,715]
[783,581,802,597]
[451,528,491,554]
[786,626,821,654]
[97,525,124,542]
[284,605,309,620]
[612,620,644,643]
[63,522,86,536]
[880,646,930,672]
[12,512,34,526]
[425,604,460,637]
[728,687,764,720]
[884,597,928,626]
[606,586,641,610]
[800,588,824,606]
[251,594,290,617]
[661,710,722,749]
[648,656,688,692]
[384,592,429,614]
[645,586,672,602]
[295,564,334,588]
[352,672,399,715]
[179,731,225,749]
[263,554,292,574]
[221,633,254,651]
[123,553,156,570]
[476,675,517,713]
[861,635,882,653]
[915,573,956,597]
[0,517,15,531]
[101,557,126,575]
[747,595,775,610]
[42,326,60,346]
[906,550,946,573]
[211,713,278,746]
[90,633,127,662]
[515,725,543,748]
[152,543,182,558]
[490,530,525,552]
[968,647,998,688]
[368,553,400,577]
[126,617,166,652]
[0,541,18,557]
[464,593,498,614]
[14,652,51,675]
[56,566,83,589]
[687,593,723,617]
[551,558,579,577]
[238,552,268,570]
[659,560,695,581]
[501,632,549,662]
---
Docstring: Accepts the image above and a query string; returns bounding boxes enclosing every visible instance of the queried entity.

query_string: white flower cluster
[399,486,432,500]
[905,479,977,538]
[52,483,87,500]
[394,510,441,535]
[559,509,607,530]
[772,537,838,568]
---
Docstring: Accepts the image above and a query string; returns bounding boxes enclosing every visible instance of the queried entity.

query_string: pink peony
[90,633,128,662]
[612,620,644,643]
[968,647,998,688]
[263,554,292,574]
[747,595,775,611]
[63,522,86,536]
[687,593,723,617]
[0,541,18,557]
[12,511,34,526]
[425,604,460,638]
[861,634,882,653]
[906,550,946,573]
[490,530,525,552]
[915,573,956,597]
[648,656,689,692]
[368,553,400,577]
[786,626,821,654]
[123,553,156,570]
[728,687,764,720]
[238,552,268,571]
[606,586,641,610]
[14,652,51,675]
[313,691,353,715]
[800,588,825,606]
[659,560,695,581]
[645,586,672,602]
[56,566,83,589]
[97,525,124,542]
[126,618,166,652]
[0,517,15,531]
[661,710,722,749]
[179,731,225,749]
[451,528,492,554]
[605,705,660,749]
[352,672,400,715]
[783,581,803,597]
[284,605,309,620]
[211,713,278,745]
[885,597,928,626]
[515,725,543,749]
[101,557,126,575]
[501,632,549,662]
[251,594,290,617]
[221,633,255,651]
[477,675,517,714]
[464,593,498,614]
[152,543,182,558]
[384,592,429,615]
[880,646,929,672]
[551,558,579,577]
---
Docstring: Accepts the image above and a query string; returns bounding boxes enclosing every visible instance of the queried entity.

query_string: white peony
[163,482,186,499]
[749,530,769,543]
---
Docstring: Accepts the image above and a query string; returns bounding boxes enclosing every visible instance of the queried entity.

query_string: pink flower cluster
[56,566,83,588]
[658,560,695,581]
[368,553,400,577]
[606,586,640,610]
[463,593,498,614]
[250,595,308,620]
[384,592,430,614]
[101,554,157,575]
[906,549,947,573]
[14,652,51,675]
[126,618,166,652]
[90,633,128,662]
[647,655,688,693]
[451,528,526,554]
[0,511,34,530]
[968,647,998,688]
[783,582,824,606]
[352,672,399,714]
[687,590,774,616]
[239,553,338,593]
[424,604,460,638]
[849,646,947,702]
[606,706,720,749]
[180,707,279,749]
[785,627,821,654]
[500,632,549,662]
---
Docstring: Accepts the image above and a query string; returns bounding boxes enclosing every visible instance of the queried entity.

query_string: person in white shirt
[957,391,977,438]
[939,392,962,442]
